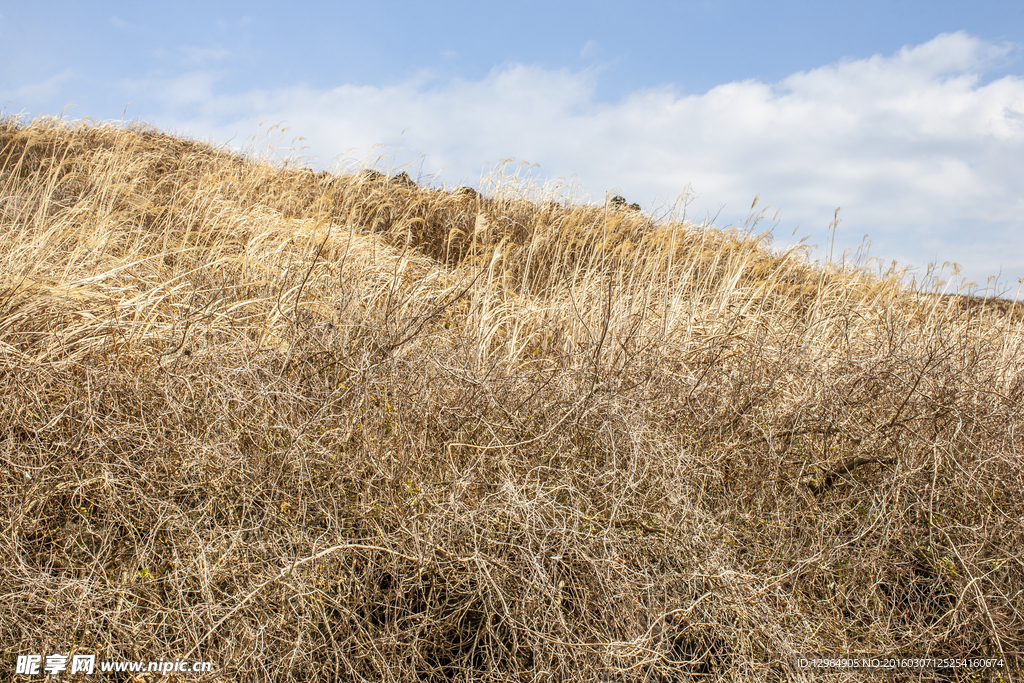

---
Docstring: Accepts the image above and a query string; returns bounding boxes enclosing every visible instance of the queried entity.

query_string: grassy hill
[2,117,1022,682]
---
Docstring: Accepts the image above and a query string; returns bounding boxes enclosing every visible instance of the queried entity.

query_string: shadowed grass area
[2,116,1023,682]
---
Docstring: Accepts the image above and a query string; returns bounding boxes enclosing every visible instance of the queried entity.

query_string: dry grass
[2,116,1023,682]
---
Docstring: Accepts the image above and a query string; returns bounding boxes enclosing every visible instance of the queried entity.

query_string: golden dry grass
[2,116,1023,681]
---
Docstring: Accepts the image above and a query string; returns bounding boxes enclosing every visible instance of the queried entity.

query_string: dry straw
[2,116,1023,681]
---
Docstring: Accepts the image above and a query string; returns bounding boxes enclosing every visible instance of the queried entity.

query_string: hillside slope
[2,117,1023,682]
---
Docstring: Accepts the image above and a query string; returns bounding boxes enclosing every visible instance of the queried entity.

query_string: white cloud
[109,16,143,32]
[128,71,223,107]
[179,46,231,66]
[146,31,1024,291]
[11,69,78,106]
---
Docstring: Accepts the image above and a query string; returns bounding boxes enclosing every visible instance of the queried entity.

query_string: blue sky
[3,1,1024,295]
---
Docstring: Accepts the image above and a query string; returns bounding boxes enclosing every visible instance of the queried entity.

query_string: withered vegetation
[2,117,1023,681]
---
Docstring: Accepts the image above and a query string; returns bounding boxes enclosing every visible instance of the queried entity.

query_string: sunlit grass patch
[2,115,1022,681]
